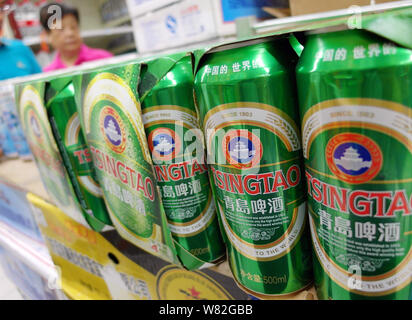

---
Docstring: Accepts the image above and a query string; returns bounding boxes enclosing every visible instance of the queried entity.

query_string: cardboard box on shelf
[126,0,181,18]
[126,0,284,20]
[212,0,286,36]
[132,0,218,54]
[132,0,286,54]
[289,0,399,16]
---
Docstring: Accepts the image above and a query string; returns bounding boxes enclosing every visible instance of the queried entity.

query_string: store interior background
[0,0,398,69]
[2,0,137,69]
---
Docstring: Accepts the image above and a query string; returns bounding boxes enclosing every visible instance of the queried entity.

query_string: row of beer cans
[11,22,412,300]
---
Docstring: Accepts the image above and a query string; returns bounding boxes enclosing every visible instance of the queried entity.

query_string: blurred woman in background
[40,2,113,72]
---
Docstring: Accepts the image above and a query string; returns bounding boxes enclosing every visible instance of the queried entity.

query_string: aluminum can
[297,28,412,299]
[15,80,91,228]
[194,37,313,295]
[141,55,225,264]
[46,77,112,227]
[74,63,177,263]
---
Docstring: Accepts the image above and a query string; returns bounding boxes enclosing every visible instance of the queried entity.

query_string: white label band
[220,202,306,260]
[168,201,215,236]
[205,106,301,152]
[309,216,412,295]
[78,176,103,197]
[303,104,412,158]
[143,109,198,129]
[65,114,81,146]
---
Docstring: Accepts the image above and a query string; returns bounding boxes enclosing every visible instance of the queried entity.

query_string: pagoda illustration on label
[100,107,126,154]
[223,130,263,169]
[149,128,181,161]
[326,133,382,184]
[104,117,122,145]
[153,134,174,156]
[333,143,372,175]
[229,137,256,164]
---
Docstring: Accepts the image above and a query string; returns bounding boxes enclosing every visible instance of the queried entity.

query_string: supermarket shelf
[0,158,317,300]
[253,0,412,34]
[0,158,48,201]
[0,221,55,279]
[0,261,23,300]
[23,26,134,47]
[136,36,234,59]
[0,218,67,300]
[81,26,133,38]
[110,43,137,55]
[103,16,131,28]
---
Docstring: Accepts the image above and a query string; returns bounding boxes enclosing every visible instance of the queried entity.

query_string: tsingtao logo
[326,132,382,184]
[100,106,126,153]
[149,128,181,161]
[223,129,263,169]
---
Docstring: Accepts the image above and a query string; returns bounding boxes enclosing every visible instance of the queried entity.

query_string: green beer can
[15,78,92,228]
[194,37,313,295]
[74,62,178,263]
[297,27,412,299]
[140,55,225,265]
[46,76,112,227]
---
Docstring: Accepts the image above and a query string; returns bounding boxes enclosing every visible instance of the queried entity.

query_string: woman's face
[49,14,82,54]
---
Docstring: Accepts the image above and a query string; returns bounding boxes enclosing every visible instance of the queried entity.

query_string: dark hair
[40,2,80,32]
